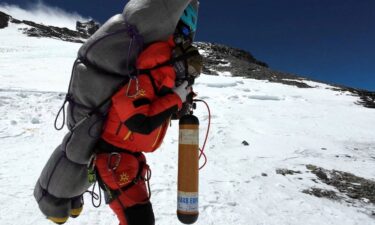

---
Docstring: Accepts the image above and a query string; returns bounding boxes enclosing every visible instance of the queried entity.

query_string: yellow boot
[70,196,84,218]
[70,206,83,218]
[47,216,68,224]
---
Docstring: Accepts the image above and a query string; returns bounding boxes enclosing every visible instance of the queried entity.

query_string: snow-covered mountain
[1,10,374,225]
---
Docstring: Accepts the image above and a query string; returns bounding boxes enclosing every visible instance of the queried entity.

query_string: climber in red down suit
[94,30,202,225]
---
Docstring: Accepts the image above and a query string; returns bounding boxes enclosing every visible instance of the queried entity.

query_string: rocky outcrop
[305,165,375,204]
[350,89,375,109]
[276,165,375,217]
[196,42,313,88]
[0,10,97,43]
[0,11,10,29]
[19,20,90,43]
[76,20,100,36]
[357,91,375,108]
[196,42,375,104]
[331,86,375,109]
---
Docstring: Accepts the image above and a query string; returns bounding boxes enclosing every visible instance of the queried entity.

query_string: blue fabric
[180,4,198,32]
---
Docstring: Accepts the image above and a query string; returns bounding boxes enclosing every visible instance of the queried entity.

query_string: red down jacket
[101,38,183,152]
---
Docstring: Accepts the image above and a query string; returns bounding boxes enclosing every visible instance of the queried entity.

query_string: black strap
[143,72,159,96]
[134,161,146,184]
[95,139,141,157]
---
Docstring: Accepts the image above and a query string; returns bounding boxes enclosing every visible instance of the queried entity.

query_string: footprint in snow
[248,95,284,101]
[17,93,28,98]
[31,118,41,124]
[206,82,238,88]
[228,95,239,100]
[227,202,238,207]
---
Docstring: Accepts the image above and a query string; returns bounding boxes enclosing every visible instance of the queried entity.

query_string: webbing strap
[95,139,141,157]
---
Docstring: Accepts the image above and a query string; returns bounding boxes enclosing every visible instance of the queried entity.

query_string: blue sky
[2,0,374,91]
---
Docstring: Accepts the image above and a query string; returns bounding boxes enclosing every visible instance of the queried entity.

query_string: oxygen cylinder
[177,114,199,224]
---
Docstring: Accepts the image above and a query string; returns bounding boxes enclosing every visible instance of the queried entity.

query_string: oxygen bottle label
[179,129,199,145]
[178,191,199,212]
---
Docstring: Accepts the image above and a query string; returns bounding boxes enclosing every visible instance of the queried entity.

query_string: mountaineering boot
[47,216,68,224]
[70,195,84,218]
[46,195,83,224]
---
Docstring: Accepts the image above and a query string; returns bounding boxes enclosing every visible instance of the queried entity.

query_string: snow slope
[0,2,90,30]
[0,23,80,92]
[1,22,375,225]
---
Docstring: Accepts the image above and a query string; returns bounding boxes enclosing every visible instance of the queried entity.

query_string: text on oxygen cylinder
[179,129,199,145]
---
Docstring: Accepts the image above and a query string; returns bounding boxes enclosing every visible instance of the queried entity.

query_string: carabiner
[107,152,122,171]
[126,76,140,98]
[87,154,97,170]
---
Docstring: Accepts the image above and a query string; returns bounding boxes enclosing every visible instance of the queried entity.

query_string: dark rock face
[357,91,375,108]
[196,42,267,75]
[10,17,22,24]
[20,20,90,43]
[352,90,375,109]
[0,11,97,43]
[196,42,374,107]
[302,188,342,201]
[305,165,375,204]
[195,42,313,88]
[276,165,375,217]
[276,168,302,176]
[0,11,10,29]
[331,86,375,109]
[76,20,100,36]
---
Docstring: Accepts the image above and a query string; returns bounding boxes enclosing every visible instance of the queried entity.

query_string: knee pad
[125,202,155,225]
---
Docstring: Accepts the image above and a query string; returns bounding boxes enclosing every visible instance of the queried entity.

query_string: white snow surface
[1,23,375,225]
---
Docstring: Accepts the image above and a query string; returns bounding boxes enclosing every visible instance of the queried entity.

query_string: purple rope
[82,24,144,61]
[125,23,143,45]
[124,23,144,78]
